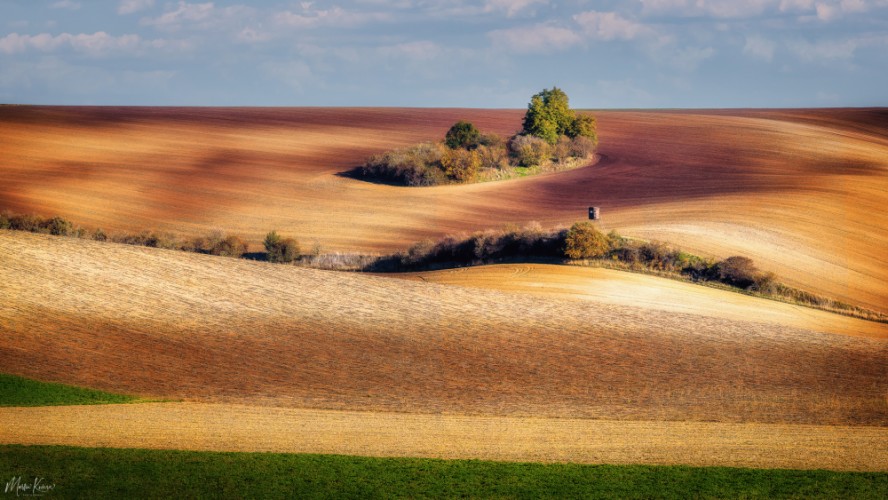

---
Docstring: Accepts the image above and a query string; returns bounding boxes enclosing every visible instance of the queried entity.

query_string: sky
[1,0,886,108]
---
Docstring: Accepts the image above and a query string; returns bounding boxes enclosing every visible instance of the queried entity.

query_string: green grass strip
[0,374,135,407]
[0,445,885,499]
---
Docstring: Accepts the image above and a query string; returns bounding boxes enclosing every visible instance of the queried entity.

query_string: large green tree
[522,87,597,145]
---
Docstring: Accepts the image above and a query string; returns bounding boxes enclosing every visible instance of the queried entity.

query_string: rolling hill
[1,106,885,313]
[1,231,885,426]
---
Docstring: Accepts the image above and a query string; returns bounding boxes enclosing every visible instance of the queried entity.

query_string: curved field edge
[0,373,138,407]
[2,404,887,472]
[1,445,886,499]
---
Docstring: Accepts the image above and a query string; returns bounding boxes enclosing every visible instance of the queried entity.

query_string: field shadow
[335,167,408,187]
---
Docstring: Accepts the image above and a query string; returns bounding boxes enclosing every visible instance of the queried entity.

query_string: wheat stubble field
[1,106,887,472]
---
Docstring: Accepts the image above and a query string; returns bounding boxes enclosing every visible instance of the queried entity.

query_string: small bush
[194,231,247,257]
[476,144,509,171]
[444,121,481,150]
[553,136,572,163]
[264,231,300,264]
[717,256,758,289]
[361,142,447,186]
[752,271,778,294]
[564,222,609,259]
[8,214,45,232]
[42,216,74,236]
[441,148,481,182]
[0,211,10,230]
[509,135,550,167]
[569,136,597,158]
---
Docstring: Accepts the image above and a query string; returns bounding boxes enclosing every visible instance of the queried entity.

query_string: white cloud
[573,11,654,41]
[0,31,187,57]
[118,0,155,15]
[50,0,81,10]
[789,37,858,60]
[744,35,776,60]
[484,0,548,18]
[273,5,389,28]
[641,0,789,18]
[378,41,442,61]
[488,23,582,53]
[142,1,215,27]
[669,46,716,69]
[236,27,270,44]
[815,2,840,19]
[840,0,868,12]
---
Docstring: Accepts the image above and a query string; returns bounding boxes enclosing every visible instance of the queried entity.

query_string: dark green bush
[444,121,481,150]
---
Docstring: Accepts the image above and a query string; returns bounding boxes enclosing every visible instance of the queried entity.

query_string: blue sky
[1,0,886,107]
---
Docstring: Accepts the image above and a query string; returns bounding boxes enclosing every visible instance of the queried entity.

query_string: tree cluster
[360,87,598,186]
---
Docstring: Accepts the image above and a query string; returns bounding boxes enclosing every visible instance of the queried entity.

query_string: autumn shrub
[476,144,509,170]
[361,142,447,186]
[43,216,74,236]
[716,256,758,289]
[194,231,247,257]
[8,214,45,233]
[509,135,550,167]
[752,271,778,294]
[564,222,608,259]
[569,136,597,158]
[553,136,572,163]
[441,147,481,182]
[264,230,300,263]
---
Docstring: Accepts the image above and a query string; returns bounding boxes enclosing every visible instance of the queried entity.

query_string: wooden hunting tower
[588,206,600,220]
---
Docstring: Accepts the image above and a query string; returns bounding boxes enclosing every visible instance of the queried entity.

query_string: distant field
[2,231,885,426]
[1,106,886,311]
[2,445,886,499]
[0,373,136,407]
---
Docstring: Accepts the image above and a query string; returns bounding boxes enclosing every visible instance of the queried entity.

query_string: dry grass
[1,107,886,312]
[2,403,886,472]
[1,231,885,426]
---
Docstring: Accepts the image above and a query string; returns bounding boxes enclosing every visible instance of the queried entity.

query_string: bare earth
[1,107,886,312]
[1,403,886,472]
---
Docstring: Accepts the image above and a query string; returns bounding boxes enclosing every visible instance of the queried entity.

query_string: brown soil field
[391,264,888,339]
[2,231,886,427]
[1,106,886,312]
[2,403,886,472]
